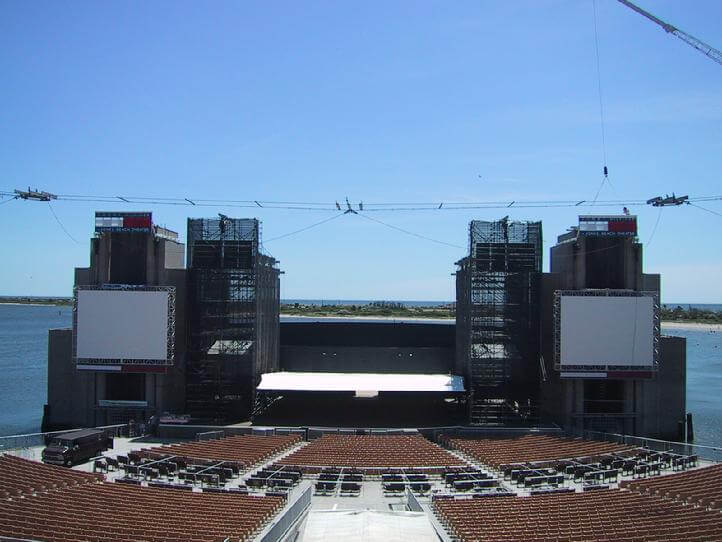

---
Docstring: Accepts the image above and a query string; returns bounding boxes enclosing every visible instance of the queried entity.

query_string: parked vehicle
[41,429,112,467]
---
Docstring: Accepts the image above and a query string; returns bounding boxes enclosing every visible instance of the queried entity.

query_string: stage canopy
[257,371,465,393]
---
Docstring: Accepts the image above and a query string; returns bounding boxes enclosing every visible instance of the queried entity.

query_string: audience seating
[277,434,463,472]
[621,463,722,510]
[0,454,101,499]
[139,434,301,470]
[442,433,634,469]
[0,455,285,542]
[433,489,722,542]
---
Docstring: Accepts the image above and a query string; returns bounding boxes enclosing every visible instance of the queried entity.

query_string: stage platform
[257,372,465,393]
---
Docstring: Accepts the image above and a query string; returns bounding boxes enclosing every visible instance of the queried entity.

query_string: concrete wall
[43,329,95,431]
[281,346,454,374]
[637,335,686,440]
[538,273,565,424]
[642,273,660,294]
[46,227,189,429]
[537,268,686,440]
[281,322,455,348]
[279,321,456,375]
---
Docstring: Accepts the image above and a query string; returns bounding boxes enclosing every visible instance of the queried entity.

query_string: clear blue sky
[1,0,720,302]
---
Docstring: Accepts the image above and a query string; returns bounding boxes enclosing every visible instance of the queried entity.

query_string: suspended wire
[356,212,464,249]
[0,196,17,206]
[47,202,80,244]
[1,189,720,211]
[592,177,606,205]
[264,212,345,243]
[688,202,722,219]
[591,0,611,203]
[646,206,663,246]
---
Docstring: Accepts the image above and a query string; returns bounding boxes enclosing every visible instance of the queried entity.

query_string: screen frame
[73,285,176,366]
[554,289,659,373]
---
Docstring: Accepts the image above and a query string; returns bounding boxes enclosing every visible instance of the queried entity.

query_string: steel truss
[456,219,542,425]
[186,217,280,423]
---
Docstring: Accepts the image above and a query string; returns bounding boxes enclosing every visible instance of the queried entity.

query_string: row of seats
[276,434,463,471]
[442,434,633,469]
[0,456,285,542]
[139,434,301,469]
[621,463,722,510]
[0,454,101,499]
[433,488,722,542]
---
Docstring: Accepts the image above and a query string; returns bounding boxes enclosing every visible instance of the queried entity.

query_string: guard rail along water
[578,429,722,462]
[0,424,128,455]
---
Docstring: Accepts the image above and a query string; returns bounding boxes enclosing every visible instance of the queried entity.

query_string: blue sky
[1,0,720,302]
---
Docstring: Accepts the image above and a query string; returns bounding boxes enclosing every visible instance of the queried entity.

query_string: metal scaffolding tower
[456,219,542,425]
[186,217,280,423]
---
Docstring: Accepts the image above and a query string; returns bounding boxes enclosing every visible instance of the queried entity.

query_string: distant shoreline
[0,298,72,306]
[0,303,69,307]
[281,314,454,322]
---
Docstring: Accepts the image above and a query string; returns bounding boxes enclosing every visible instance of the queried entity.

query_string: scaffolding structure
[456,219,542,425]
[186,217,280,423]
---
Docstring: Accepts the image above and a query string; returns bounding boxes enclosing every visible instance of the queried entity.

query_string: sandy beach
[662,321,722,332]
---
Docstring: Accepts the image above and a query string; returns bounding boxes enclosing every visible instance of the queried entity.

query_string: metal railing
[0,425,127,454]
[196,430,225,441]
[257,485,312,542]
[406,487,424,512]
[579,430,722,462]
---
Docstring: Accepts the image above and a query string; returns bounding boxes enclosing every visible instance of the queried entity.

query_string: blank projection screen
[560,295,654,367]
[76,290,169,361]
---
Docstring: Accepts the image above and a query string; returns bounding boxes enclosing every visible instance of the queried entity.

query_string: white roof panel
[257,371,465,393]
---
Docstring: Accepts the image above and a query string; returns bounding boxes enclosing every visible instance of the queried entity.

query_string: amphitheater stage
[257,372,465,393]
[253,392,466,427]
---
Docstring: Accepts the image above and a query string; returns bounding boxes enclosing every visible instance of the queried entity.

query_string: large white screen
[76,290,169,361]
[560,295,654,367]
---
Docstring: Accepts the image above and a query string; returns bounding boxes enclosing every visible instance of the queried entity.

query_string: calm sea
[0,304,720,446]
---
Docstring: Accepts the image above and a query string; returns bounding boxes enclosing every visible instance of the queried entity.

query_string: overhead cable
[264,212,345,243]
[47,202,80,244]
[688,202,722,219]
[356,212,465,249]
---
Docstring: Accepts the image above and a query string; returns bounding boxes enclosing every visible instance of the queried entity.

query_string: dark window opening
[584,379,625,414]
[106,373,146,401]
[109,233,147,284]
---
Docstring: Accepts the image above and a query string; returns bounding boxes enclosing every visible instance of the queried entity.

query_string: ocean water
[662,323,722,447]
[0,305,720,446]
[0,304,73,436]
